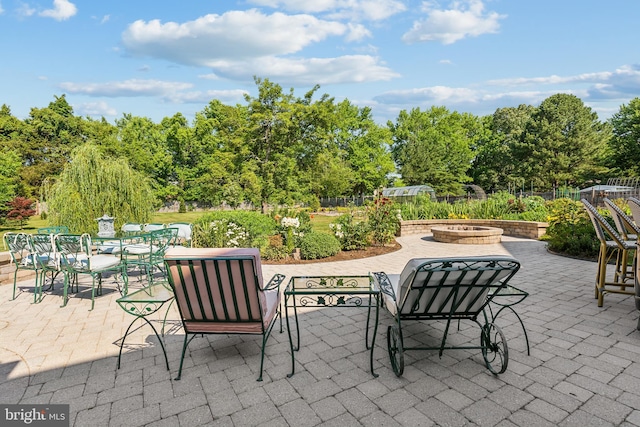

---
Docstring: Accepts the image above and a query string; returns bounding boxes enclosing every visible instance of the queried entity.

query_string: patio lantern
[96,214,116,237]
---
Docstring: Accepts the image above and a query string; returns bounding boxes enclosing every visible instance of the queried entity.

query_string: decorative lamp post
[96,214,116,237]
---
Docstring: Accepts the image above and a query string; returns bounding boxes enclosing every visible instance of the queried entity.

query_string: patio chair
[121,223,143,235]
[581,199,636,307]
[30,233,64,300]
[143,223,166,232]
[37,226,69,234]
[123,227,177,284]
[372,256,521,376]
[604,198,639,241]
[164,247,285,381]
[3,232,44,303]
[168,222,192,247]
[627,197,640,225]
[55,233,128,309]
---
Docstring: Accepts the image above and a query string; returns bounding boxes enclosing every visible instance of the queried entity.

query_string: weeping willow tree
[47,144,155,233]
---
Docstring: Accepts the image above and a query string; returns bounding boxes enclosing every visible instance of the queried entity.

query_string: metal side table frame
[116,282,174,370]
[284,275,380,377]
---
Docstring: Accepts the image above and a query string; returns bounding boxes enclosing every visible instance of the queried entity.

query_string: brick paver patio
[1,233,640,426]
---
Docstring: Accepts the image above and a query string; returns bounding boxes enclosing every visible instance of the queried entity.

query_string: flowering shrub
[367,196,400,246]
[192,210,276,250]
[192,219,251,248]
[330,214,369,250]
[541,198,599,257]
[281,217,300,228]
[280,216,301,252]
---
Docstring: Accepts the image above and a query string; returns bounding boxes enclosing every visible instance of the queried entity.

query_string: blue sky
[1,0,638,125]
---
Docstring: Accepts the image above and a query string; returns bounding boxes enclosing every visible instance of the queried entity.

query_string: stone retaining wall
[0,251,35,287]
[399,219,548,240]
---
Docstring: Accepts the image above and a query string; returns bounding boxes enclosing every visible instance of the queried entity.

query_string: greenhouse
[380,185,436,200]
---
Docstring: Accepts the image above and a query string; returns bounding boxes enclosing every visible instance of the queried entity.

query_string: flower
[281,217,300,228]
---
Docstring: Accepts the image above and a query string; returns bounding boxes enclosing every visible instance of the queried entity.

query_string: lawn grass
[0,210,339,240]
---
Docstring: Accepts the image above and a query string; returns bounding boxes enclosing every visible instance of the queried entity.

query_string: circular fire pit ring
[431,225,503,244]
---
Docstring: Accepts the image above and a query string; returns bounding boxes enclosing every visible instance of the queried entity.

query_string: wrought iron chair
[373,256,521,376]
[123,228,177,284]
[37,226,69,234]
[143,223,166,232]
[55,234,128,309]
[3,232,44,303]
[30,233,64,301]
[581,199,636,307]
[121,223,143,235]
[168,222,192,247]
[164,247,285,381]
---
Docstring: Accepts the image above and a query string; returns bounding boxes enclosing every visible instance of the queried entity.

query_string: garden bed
[263,241,401,264]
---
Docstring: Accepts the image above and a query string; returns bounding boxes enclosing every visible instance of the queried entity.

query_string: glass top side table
[116,282,174,370]
[284,275,380,377]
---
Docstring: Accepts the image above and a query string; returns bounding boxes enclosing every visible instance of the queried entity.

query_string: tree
[513,94,610,191]
[471,105,535,192]
[6,197,36,228]
[389,107,478,195]
[47,144,155,233]
[19,95,86,197]
[0,149,22,218]
[334,101,395,195]
[607,97,640,175]
[245,77,305,211]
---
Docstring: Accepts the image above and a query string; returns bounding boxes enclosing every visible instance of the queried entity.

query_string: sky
[1,0,638,125]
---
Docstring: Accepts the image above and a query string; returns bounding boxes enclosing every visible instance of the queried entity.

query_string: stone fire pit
[431,225,503,244]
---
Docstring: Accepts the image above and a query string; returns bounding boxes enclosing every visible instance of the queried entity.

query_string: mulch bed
[262,241,402,265]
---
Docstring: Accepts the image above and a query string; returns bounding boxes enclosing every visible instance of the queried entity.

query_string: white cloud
[198,73,220,80]
[249,0,406,21]
[0,3,4,15]
[372,65,640,120]
[122,10,346,65]
[402,0,505,44]
[120,9,398,86]
[101,15,110,24]
[345,23,372,42]
[206,55,399,85]
[18,4,36,18]
[167,89,249,104]
[39,0,77,21]
[58,79,193,97]
[486,65,640,102]
[76,101,117,117]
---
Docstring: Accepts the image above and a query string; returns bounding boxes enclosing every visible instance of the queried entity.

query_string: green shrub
[330,214,369,250]
[193,210,276,250]
[192,219,251,248]
[367,197,400,245]
[299,232,341,260]
[542,198,599,257]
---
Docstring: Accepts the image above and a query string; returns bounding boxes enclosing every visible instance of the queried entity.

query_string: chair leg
[596,247,608,307]
[60,271,69,308]
[176,334,190,381]
[258,334,268,382]
[11,269,18,301]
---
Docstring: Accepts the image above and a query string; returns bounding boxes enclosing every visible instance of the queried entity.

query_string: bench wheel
[387,325,404,376]
[481,322,508,374]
